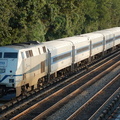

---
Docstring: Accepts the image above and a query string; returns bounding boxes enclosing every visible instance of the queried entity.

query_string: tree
[0,0,17,45]
[0,0,120,46]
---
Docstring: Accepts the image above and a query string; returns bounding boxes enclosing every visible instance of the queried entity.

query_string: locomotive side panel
[15,45,48,94]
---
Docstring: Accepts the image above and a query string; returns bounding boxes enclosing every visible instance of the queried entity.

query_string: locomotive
[0,27,120,97]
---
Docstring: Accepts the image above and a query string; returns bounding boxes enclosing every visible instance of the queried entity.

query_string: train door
[21,52,26,82]
[41,61,45,73]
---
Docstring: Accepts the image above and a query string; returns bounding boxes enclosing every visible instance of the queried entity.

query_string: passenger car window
[4,52,18,58]
[53,52,71,62]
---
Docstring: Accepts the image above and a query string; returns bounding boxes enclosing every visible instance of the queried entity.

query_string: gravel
[47,66,120,120]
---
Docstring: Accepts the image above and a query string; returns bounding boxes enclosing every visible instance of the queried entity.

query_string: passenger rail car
[0,27,120,97]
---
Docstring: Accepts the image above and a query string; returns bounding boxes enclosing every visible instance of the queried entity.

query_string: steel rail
[66,74,120,120]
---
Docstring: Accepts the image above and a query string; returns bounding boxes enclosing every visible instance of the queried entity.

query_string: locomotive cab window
[0,52,2,58]
[4,52,18,58]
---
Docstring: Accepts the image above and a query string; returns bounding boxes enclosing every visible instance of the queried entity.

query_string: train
[0,27,120,97]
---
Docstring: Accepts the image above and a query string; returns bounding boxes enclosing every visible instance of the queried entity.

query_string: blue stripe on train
[0,74,22,82]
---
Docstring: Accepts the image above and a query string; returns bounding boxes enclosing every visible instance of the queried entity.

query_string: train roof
[58,36,89,44]
[102,27,120,34]
[81,27,120,38]
[104,27,120,31]
[0,41,43,50]
[93,27,120,36]
[80,32,103,39]
[43,38,73,50]
[43,36,90,50]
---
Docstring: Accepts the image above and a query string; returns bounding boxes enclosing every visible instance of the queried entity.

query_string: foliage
[0,0,120,46]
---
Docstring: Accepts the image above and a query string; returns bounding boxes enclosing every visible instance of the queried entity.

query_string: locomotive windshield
[0,52,2,58]
[4,52,18,58]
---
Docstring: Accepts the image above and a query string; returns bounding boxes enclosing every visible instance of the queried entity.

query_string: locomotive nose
[0,59,7,83]
[0,59,7,67]
[0,85,6,96]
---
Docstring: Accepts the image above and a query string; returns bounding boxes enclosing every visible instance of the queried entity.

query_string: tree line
[0,0,120,46]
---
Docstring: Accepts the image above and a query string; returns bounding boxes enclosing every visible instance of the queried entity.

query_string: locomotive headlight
[9,79,14,83]
[10,75,13,78]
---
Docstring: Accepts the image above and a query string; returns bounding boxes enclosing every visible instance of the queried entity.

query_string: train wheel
[0,86,6,96]
[21,85,27,95]
[37,79,44,89]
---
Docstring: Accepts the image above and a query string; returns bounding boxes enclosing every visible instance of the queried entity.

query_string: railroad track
[67,75,120,120]
[108,103,120,120]
[89,87,120,120]
[0,51,118,120]
[33,63,120,120]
